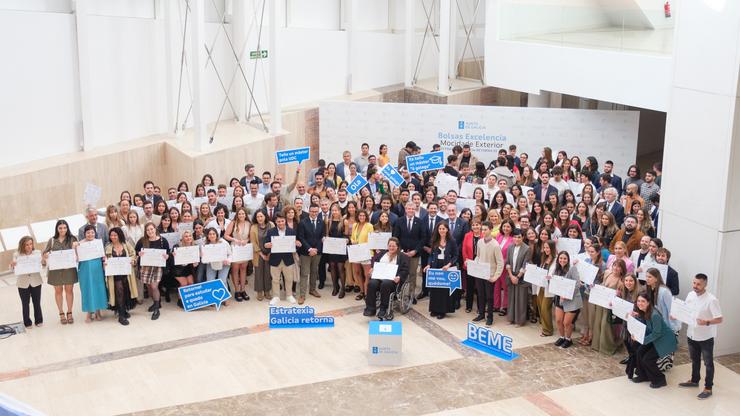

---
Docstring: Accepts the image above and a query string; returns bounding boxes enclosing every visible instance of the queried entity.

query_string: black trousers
[464,271,476,309]
[688,337,715,389]
[318,255,327,285]
[624,338,639,378]
[18,285,43,327]
[475,279,494,318]
[636,343,665,384]
[366,279,397,312]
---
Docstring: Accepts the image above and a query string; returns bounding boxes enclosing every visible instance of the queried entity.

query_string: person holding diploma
[350,210,374,301]
[675,273,723,399]
[78,224,109,323]
[11,236,43,328]
[264,213,301,305]
[461,218,483,313]
[591,259,626,355]
[536,240,557,336]
[494,220,515,316]
[42,219,79,325]
[424,221,458,319]
[250,211,274,301]
[172,229,199,308]
[105,228,138,326]
[505,228,531,326]
[472,222,504,327]
[553,251,581,348]
[135,223,170,320]
[365,238,410,320]
[324,203,348,297]
[204,227,233,306]
[574,241,606,346]
[631,292,677,389]
[620,274,641,376]
[225,207,251,302]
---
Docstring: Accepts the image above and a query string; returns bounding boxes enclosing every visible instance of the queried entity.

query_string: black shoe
[498,308,507,316]
[632,377,647,384]
[151,301,160,320]
[437,314,445,320]
[242,291,250,301]
[354,286,361,293]
[465,308,472,313]
[619,356,630,365]
[650,380,667,389]
[678,381,700,388]
[163,290,171,303]
[118,316,129,326]
[148,302,156,312]
[177,299,184,309]
[697,389,713,399]
[472,314,485,322]
[318,282,325,289]
[416,293,427,300]
[412,298,417,305]
[554,337,566,347]
[235,292,244,302]
[377,310,387,320]
[123,310,131,319]
[363,309,376,317]
[485,317,493,327]
[561,339,573,348]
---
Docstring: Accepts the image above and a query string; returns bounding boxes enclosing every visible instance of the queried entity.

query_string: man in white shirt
[550,166,569,197]
[629,235,652,270]
[676,273,723,399]
[244,181,265,215]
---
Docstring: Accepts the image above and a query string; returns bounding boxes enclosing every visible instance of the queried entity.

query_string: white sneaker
[269,297,280,306]
[288,295,297,304]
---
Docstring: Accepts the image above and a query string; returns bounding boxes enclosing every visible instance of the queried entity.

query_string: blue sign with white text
[346,175,368,196]
[275,146,310,164]
[462,323,519,361]
[380,163,404,187]
[406,151,444,174]
[425,269,462,294]
[178,279,232,312]
[269,306,335,328]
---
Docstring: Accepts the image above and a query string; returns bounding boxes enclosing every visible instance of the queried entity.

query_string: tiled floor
[1,276,737,416]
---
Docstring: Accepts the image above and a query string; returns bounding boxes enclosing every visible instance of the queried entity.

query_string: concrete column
[448,0,457,81]
[527,91,551,108]
[404,0,415,87]
[73,0,95,151]
[660,1,740,354]
[269,0,282,133]
[230,0,249,122]
[437,0,450,93]
[189,0,207,151]
[345,0,355,94]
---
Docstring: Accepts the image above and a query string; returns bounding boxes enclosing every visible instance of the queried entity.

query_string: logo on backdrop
[425,269,462,294]
[179,280,232,312]
[269,306,335,328]
[462,323,519,361]
[457,120,486,130]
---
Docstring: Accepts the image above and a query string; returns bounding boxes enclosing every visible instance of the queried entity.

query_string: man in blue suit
[532,171,558,203]
[418,202,442,300]
[296,204,325,304]
[603,187,625,226]
[335,151,353,181]
[264,214,301,306]
[445,204,469,310]
[392,202,426,304]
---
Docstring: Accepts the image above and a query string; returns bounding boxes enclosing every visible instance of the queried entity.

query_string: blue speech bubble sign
[425,269,462,295]
[406,151,445,174]
[346,175,368,196]
[380,163,404,187]
[461,322,519,361]
[178,279,232,312]
[275,146,311,164]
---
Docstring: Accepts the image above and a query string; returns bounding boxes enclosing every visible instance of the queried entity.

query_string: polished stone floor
[1,273,738,416]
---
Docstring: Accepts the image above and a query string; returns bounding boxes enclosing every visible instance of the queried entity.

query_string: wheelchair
[374,279,413,320]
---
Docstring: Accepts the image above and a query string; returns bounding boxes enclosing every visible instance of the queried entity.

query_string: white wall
[498,0,611,38]
[0,10,81,167]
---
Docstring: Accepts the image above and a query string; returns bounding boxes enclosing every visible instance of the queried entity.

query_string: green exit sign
[250,50,268,59]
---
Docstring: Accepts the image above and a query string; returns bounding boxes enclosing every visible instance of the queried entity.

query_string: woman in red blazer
[461,219,484,313]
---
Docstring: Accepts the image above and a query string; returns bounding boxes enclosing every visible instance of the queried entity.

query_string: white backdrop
[319,101,640,176]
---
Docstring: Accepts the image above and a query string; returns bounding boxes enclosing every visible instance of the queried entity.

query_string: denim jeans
[688,337,715,388]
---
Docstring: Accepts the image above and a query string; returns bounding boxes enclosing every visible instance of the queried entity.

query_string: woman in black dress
[424,221,458,319]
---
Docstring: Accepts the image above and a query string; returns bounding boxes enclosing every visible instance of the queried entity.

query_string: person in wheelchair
[364,237,409,320]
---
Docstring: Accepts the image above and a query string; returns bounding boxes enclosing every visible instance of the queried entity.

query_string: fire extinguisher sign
[664,2,672,18]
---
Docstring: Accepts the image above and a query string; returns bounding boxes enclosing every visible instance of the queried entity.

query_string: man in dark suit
[392,202,425,304]
[263,214,301,305]
[603,160,623,195]
[143,180,164,208]
[603,187,625,226]
[417,202,442,300]
[296,204,325,304]
[364,239,410,320]
[445,204,469,310]
[258,193,281,223]
[532,171,558,203]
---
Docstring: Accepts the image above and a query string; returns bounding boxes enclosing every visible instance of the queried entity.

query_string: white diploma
[174,245,200,265]
[455,199,477,212]
[130,206,145,219]
[231,243,253,262]
[627,315,646,344]
[77,239,105,261]
[191,197,208,208]
[323,237,348,255]
[201,243,228,263]
[367,232,391,250]
[178,222,194,237]
[160,232,181,249]
[523,264,548,287]
[372,262,399,280]
[140,248,167,267]
[638,262,668,281]
[459,182,476,198]
[611,297,635,320]
[14,253,42,275]
[83,183,102,207]
[434,174,459,196]
[671,298,699,326]
[466,259,491,280]
[589,284,617,309]
[556,238,582,262]
[271,235,296,253]
[576,261,599,286]
[47,249,77,270]
[548,275,576,300]
[104,257,132,276]
[347,243,372,263]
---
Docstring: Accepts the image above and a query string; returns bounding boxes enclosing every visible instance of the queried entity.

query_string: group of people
[10,141,722,399]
